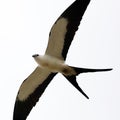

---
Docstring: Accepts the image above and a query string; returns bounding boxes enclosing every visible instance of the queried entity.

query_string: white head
[32,54,45,66]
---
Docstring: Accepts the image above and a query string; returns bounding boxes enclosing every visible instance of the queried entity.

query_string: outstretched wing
[13,67,56,120]
[45,0,90,60]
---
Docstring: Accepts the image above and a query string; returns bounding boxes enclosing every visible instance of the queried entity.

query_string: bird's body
[13,0,112,120]
[33,54,76,75]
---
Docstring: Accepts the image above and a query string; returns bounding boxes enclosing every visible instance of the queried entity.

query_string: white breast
[33,55,65,72]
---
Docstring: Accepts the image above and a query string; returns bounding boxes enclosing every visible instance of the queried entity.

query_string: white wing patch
[17,67,51,101]
[45,18,68,60]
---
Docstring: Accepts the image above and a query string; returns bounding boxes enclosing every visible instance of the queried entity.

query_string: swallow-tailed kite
[13,0,112,119]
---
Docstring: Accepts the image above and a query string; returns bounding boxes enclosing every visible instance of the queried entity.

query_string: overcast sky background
[0,0,120,120]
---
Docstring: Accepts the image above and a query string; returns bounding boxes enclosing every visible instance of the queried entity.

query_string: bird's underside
[13,0,112,120]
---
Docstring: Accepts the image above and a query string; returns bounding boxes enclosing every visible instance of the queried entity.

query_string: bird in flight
[13,0,112,120]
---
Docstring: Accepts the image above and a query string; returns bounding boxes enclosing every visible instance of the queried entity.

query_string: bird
[13,0,112,120]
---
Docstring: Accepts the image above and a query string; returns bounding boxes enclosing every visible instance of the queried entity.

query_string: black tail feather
[71,66,112,75]
[63,75,89,99]
[63,66,112,99]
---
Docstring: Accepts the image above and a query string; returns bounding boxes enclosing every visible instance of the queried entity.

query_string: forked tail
[72,67,112,75]
[63,66,112,99]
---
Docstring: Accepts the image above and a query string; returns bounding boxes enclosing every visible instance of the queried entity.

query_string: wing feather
[45,0,90,60]
[13,67,56,120]
[13,0,91,119]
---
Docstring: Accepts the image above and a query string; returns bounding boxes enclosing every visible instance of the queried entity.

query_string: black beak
[32,54,39,58]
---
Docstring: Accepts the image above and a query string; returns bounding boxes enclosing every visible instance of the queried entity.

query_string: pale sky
[0,0,120,120]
